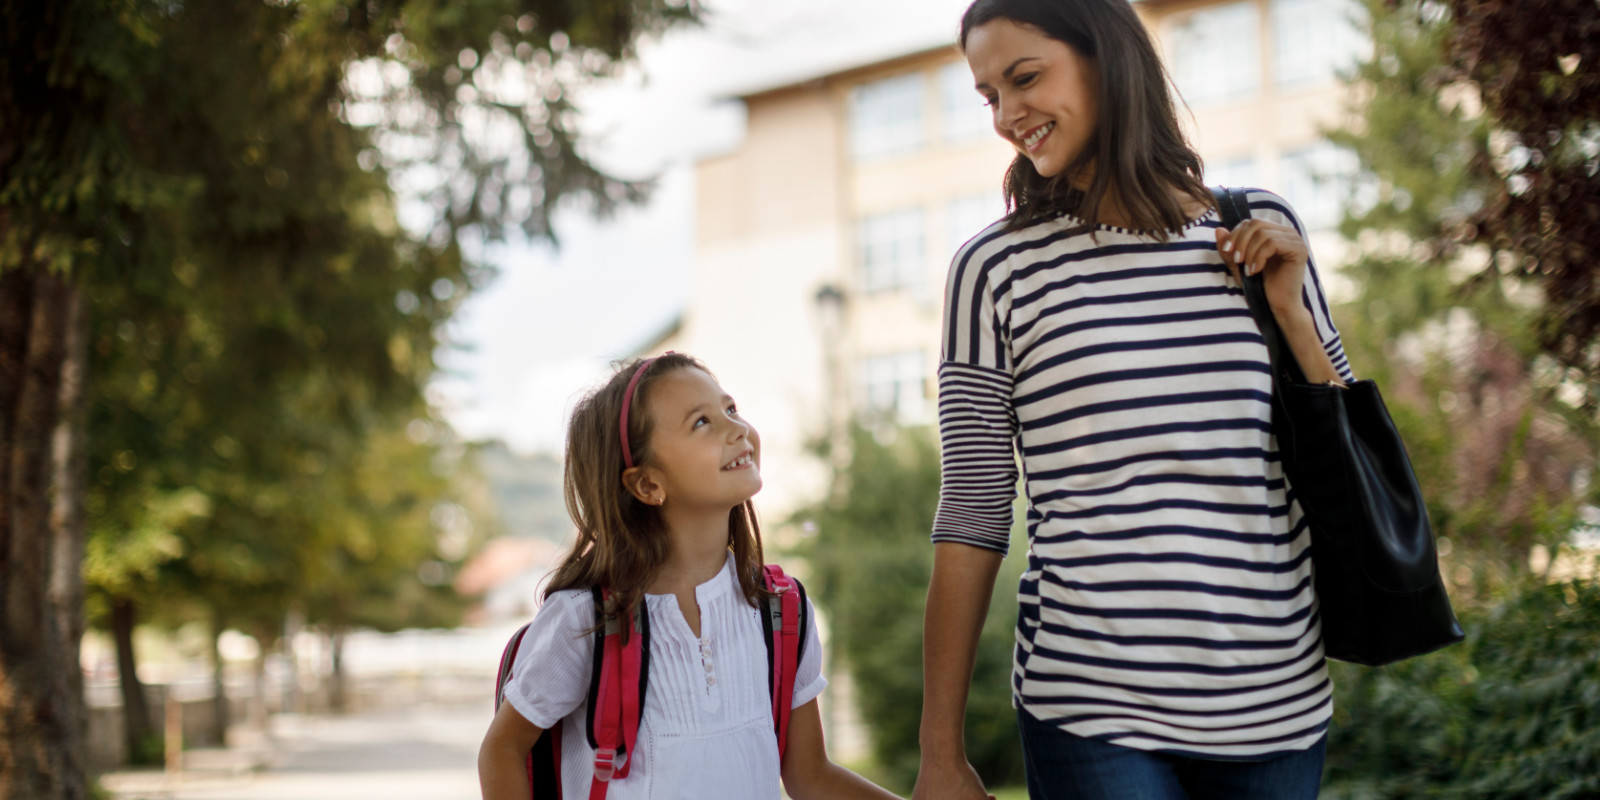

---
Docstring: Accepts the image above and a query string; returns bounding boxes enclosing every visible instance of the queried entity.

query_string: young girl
[915,1,1352,799]
[479,352,900,800]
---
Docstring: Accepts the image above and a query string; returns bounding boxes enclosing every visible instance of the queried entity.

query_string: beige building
[658,0,1367,521]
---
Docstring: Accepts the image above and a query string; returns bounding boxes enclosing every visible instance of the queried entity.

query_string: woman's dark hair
[959,0,1212,238]
[544,353,769,636]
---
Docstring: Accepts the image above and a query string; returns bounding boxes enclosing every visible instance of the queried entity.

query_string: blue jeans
[1017,709,1326,800]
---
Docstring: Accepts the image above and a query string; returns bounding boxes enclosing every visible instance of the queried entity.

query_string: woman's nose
[994,94,1023,131]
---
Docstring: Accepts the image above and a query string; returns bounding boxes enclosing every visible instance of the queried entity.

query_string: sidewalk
[101,702,492,800]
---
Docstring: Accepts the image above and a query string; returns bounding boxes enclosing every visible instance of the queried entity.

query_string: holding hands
[912,757,995,800]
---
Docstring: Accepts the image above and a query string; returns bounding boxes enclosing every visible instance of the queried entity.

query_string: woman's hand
[911,757,994,800]
[1214,219,1347,386]
[1214,219,1310,327]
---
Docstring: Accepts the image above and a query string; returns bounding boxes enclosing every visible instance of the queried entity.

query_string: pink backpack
[493,564,809,799]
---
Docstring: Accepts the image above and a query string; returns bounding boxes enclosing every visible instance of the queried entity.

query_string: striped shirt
[933,189,1353,759]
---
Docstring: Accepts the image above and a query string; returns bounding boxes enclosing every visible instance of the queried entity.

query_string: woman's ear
[621,466,666,507]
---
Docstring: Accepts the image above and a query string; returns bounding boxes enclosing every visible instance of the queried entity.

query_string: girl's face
[965,18,1099,181]
[638,367,762,511]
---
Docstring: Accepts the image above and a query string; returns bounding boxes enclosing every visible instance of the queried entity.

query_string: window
[945,193,1006,261]
[1280,143,1358,231]
[1166,2,1260,107]
[1272,0,1367,90]
[1205,155,1261,191]
[862,351,929,422]
[850,73,924,161]
[859,208,926,293]
[940,61,991,145]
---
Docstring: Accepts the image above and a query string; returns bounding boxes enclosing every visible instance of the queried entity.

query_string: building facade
[665,0,1367,521]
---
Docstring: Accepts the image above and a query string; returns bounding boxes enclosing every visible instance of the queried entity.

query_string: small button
[703,661,714,672]
[706,676,717,686]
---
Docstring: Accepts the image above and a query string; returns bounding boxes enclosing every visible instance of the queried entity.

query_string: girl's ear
[622,466,666,507]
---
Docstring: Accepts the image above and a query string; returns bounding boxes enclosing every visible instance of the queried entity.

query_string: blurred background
[2,0,1596,798]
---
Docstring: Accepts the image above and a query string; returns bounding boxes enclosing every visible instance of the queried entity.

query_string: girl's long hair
[959,0,1213,239]
[543,353,769,634]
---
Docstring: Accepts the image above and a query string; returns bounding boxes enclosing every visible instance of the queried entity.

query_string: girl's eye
[693,415,709,429]
[727,404,739,416]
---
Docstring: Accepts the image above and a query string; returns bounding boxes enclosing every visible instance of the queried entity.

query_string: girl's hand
[1214,220,1312,328]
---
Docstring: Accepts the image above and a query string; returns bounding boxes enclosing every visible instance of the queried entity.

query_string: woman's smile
[1021,121,1055,152]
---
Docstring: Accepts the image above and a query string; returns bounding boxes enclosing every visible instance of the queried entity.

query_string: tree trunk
[250,624,276,734]
[48,279,89,797]
[111,596,155,764]
[282,608,303,715]
[0,264,86,798]
[329,626,347,713]
[209,608,229,747]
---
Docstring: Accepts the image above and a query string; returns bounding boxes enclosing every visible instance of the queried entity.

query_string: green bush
[1324,578,1600,798]
[794,425,1027,792]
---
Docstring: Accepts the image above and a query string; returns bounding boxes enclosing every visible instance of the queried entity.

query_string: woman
[914,1,1352,798]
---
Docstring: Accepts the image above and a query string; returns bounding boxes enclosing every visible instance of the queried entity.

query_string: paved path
[103,702,493,800]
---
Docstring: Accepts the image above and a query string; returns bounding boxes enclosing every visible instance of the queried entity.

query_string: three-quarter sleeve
[933,228,1019,555]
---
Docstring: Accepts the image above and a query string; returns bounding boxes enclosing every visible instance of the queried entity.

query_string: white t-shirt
[503,553,826,800]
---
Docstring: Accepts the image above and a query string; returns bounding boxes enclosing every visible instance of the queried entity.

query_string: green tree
[793,425,1027,792]
[1,0,699,792]
[1320,2,1600,792]
[1326,0,1596,591]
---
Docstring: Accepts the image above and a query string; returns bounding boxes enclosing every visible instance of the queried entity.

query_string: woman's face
[965,18,1099,181]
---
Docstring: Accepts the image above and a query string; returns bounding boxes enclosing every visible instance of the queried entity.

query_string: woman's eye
[980,94,997,107]
[1015,72,1037,88]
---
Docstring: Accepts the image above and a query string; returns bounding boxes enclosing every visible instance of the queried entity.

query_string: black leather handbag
[1213,186,1464,667]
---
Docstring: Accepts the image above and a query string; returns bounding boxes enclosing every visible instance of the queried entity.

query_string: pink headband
[618,355,662,469]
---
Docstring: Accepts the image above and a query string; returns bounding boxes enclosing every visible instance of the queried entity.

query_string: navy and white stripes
[933,189,1352,759]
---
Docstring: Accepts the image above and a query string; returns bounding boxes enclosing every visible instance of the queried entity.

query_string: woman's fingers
[1224,221,1305,276]
[1214,226,1244,283]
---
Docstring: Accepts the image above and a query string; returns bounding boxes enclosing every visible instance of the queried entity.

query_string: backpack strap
[760,564,806,761]
[495,622,532,713]
[587,588,649,800]
[494,622,560,799]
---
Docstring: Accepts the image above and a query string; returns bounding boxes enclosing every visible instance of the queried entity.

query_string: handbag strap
[1210,187,1307,385]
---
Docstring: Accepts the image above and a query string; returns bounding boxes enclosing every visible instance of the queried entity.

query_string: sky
[431,0,976,454]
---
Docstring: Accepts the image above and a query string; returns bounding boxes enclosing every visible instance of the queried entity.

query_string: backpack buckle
[594,747,617,782]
